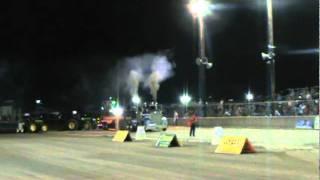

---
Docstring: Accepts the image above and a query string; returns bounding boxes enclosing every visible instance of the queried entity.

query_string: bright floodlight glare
[246,92,254,101]
[188,0,211,18]
[206,62,213,69]
[132,95,141,105]
[72,110,77,115]
[110,106,124,117]
[36,100,41,104]
[180,94,192,105]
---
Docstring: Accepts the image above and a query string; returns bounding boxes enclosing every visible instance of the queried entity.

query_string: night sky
[0,0,318,110]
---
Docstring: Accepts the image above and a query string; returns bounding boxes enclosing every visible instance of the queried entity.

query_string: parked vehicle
[38,110,98,131]
[0,100,47,133]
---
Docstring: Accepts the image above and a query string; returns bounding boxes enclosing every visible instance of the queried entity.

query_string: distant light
[111,100,117,107]
[35,100,41,104]
[180,94,192,105]
[110,106,124,117]
[188,0,212,18]
[132,95,141,105]
[72,110,77,115]
[306,94,311,99]
[101,106,105,111]
[24,113,30,116]
[246,91,254,101]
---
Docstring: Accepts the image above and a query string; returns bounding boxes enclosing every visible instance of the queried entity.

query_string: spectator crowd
[163,86,319,117]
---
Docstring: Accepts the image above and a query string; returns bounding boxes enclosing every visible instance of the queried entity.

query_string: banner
[295,119,314,129]
[314,116,319,130]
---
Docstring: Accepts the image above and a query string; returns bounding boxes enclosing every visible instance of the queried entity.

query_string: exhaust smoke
[125,53,173,102]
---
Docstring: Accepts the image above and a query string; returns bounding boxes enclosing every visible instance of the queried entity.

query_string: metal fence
[161,100,319,117]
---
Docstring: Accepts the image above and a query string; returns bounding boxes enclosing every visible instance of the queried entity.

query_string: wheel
[29,123,37,133]
[162,128,167,131]
[41,124,48,132]
[83,122,91,130]
[67,119,78,130]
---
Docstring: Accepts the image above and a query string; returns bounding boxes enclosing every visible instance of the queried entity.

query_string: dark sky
[0,0,318,110]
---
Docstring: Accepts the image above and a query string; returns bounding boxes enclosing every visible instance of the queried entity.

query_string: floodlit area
[164,127,319,151]
[0,0,318,179]
[0,127,318,179]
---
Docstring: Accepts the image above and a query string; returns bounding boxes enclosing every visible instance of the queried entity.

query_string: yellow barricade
[112,130,132,142]
[215,136,255,155]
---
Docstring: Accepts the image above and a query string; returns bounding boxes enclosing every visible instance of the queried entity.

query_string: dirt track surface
[0,128,318,180]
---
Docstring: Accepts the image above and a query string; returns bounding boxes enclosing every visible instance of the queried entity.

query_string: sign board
[314,116,319,130]
[155,133,180,147]
[211,126,224,145]
[215,136,255,155]
[112,130,132,142]
[135,126,147,140]
[295,119,314,129]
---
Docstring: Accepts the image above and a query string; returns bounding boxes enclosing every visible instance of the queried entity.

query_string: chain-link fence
[161,100,319,117]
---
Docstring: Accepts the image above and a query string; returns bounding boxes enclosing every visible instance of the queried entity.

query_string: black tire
[29,123,37,133]
[41,124,48,132]
[162,128,167,131]
[83,121,91,130]
[67,119,78,130]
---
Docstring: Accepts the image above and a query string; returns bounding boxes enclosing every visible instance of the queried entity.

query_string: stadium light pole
[110,104,124,130]
[261,0,276,101]
[260,0,276,115]
[246,91,254,116]
[180,94,192,114]
[187,0,213,117]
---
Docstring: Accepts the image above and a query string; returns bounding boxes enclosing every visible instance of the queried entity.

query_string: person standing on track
[187,111,198,137]
[173,111,179,126]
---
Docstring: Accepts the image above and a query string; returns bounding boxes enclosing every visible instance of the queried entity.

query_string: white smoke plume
[127,70,142,97]
[147,55,173,101]
[147,71,160,101]
[125,53,173,101]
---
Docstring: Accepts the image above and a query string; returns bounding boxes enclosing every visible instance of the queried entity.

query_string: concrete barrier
[168,116,316,129]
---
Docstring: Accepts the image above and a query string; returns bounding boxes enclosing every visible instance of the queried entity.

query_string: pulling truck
[141,111,168,131]
[126,102,168,132]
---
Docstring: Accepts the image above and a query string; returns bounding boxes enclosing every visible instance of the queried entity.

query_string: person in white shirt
[173,111,179,126]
